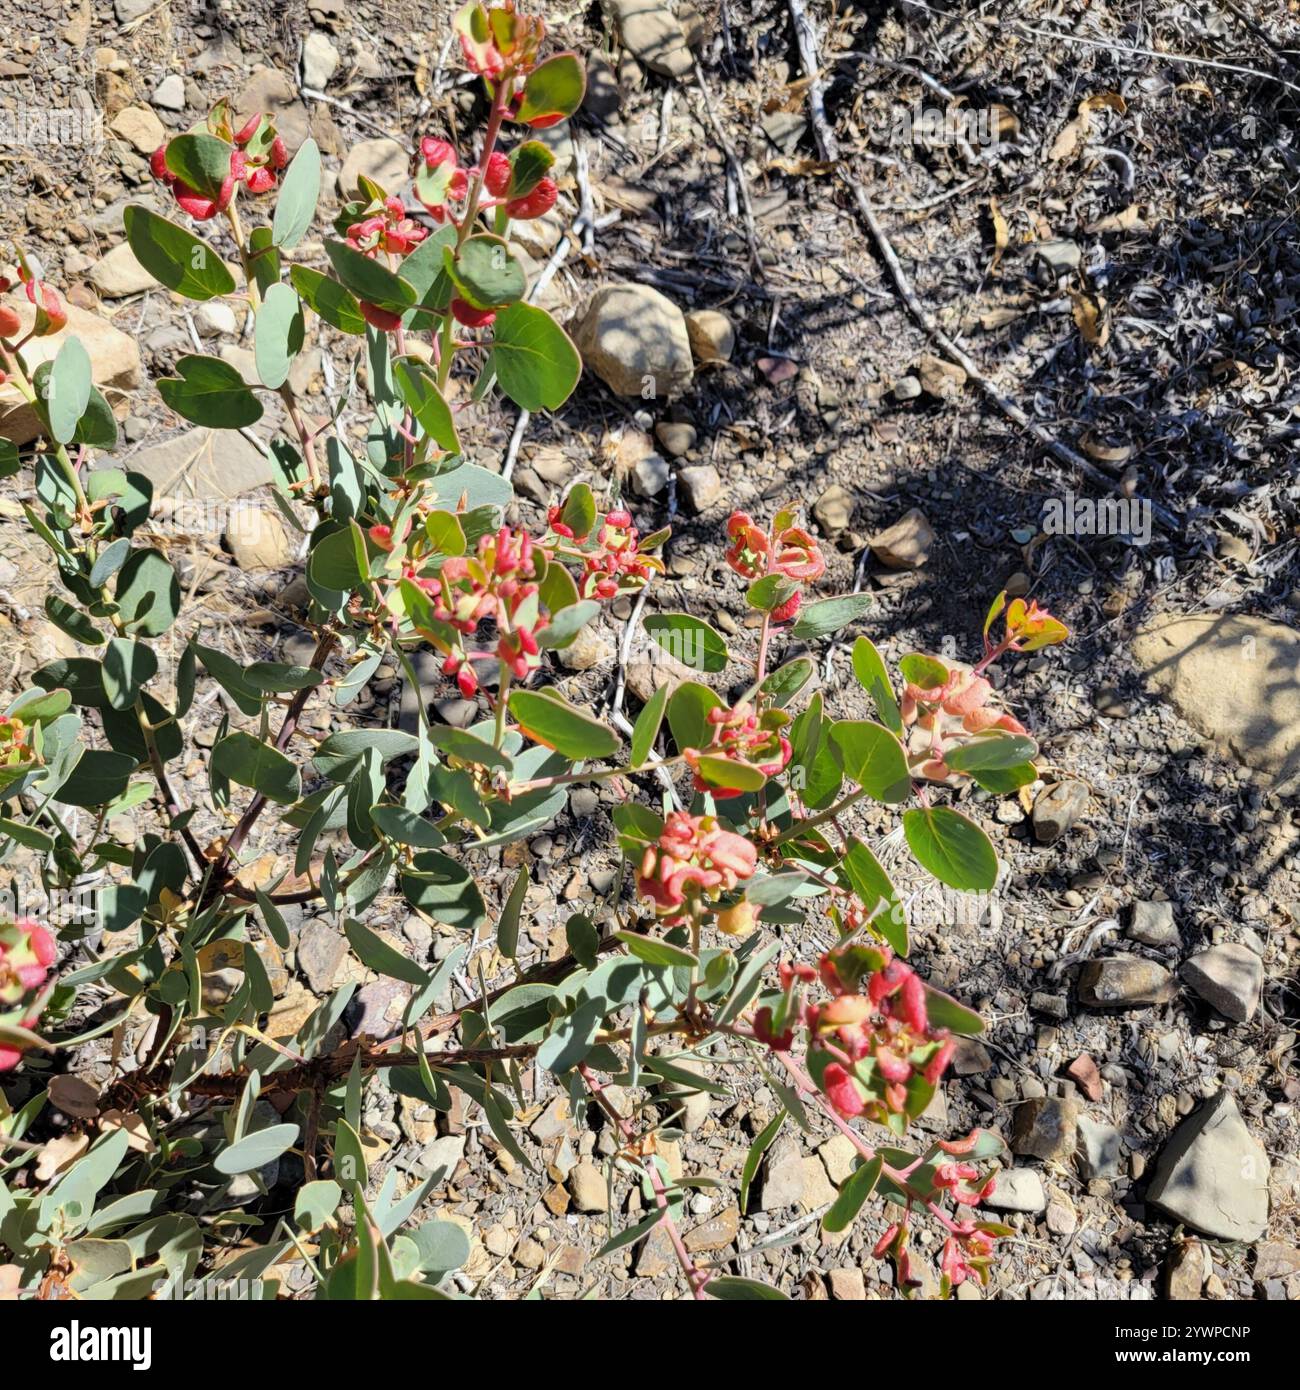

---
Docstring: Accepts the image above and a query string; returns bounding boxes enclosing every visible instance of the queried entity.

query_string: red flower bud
[233,113,262,145]
[505,177,557,220]
[451,297,496,329]
[25,280,67,335]
[484,150,512,197]
[0,305,21,339]
[359,301,403,332]
[149,143,175,183]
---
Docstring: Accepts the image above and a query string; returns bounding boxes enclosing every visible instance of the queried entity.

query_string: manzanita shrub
[0,2,1070,1301]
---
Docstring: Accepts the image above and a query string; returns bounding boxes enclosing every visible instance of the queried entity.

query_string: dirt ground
[2,0,1298,1300]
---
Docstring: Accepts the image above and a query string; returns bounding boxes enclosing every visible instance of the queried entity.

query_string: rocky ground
[1,0,1298,1300]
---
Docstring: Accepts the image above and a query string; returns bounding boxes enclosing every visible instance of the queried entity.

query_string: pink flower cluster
[683,701,791,799]
[635,813,758,924]
[344,197,429,258]
[150,114,287,221]
[724,510,826,624]
[424,526,545,697]
[902,667,1027,738]
[755,943,958,1127]
[546,505,659,600]
[0,918,55,1072]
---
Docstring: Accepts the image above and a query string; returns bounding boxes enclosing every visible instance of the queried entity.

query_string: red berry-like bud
[451,297,496,329]
[420,137,457,170]
[505,177,557,221]
[484,150,512,197]
[0,305,21,339]
[359,301,403,332]
[149,143,173,182]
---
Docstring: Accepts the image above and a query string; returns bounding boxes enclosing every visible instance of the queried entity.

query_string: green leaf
[272,138,321,250]
[164,132,232,198]
[445,234,525,310]
[211,731,301,804]
[509,690,619,759]
[643,613,728,674]
[615,931,697,969]
[122,205,236,301]
[791,592,873,640]
[370,804,445,848]
[43,596,102,647]
[308,522,369,592]
[665,681,723,754]
[244,662,325,693]
[324,239,416,313]
[851,636,902,734]
[839,838,906,954]
[746,573,798,614]
[158,355,263,428]
[114,549,180,636]
[943,733,1038,773]
[89,536,131,588]
[535,995,604,1074]
[822,1155,883,1233]
[400,225,458,326]
[490,301,581,411]
[70,385,118,450]
[496,865,528,960]
[515,52,587,125]
[424,725,512,771]
[923,983,985,1035]
[760,657,814,710]
[739,1110,785,1211]
[254,283,306,391]
[902,806,998,891]
[535,599,599,650]
[898,653,949,690]
[47,336,93,445]
[830,721,911,803]
[290,264,366,335]
[101,638,157,711]
[558,483,597,539]
[504,140,555,198]
[295,1179,342,1231]
[692,753,766,792]
[195,642,262,716]
[630,682,669,766]
[393,358,460,453]
[54,749,136,808]
[344,918,431,988]
[0,438,19,480]
[410,1220,470,1276]
[314,729,417,778]
[214,1123,300,1176]
[707,1276,790,1302]
[400,850,486,931]
[971,762,1037,795]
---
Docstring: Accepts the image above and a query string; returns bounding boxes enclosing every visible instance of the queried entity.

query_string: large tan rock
[572,283,693,399]
[0,302,142,445]
[1131,614,1300,789]
[127,427,275,500]
[336,137,409,195]
[89,242,156,298]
